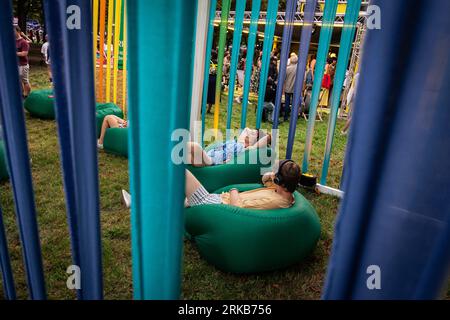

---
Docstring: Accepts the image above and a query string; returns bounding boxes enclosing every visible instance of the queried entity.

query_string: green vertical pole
[201,0,218,146]
[255,0,279,129]
[301,0,338,173]
[240,0,261,129]
[213,0,231,135]
[127,0,197,300]
[118,0,125,70]
[226,0,246,134]
[320,0,361,185]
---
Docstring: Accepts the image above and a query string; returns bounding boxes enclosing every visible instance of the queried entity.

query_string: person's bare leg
[185,169,204,199]
[23,82,31,97]
[186,142,214,167]
[98,115,120,145]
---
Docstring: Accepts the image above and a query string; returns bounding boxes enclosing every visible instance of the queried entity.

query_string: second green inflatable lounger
[103,127,129,157]
[187,145,274,192]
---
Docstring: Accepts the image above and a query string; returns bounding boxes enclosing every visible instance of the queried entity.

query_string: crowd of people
[208,44,356,125]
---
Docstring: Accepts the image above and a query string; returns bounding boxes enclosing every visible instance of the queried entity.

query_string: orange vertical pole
[113,0,122,104]
[92,0,99,71]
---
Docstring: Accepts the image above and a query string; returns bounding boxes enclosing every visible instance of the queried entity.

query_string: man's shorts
[19,65,30,84]
[187,186,222,207]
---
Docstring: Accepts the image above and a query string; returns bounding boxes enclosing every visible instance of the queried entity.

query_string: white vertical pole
[190,0,211,143]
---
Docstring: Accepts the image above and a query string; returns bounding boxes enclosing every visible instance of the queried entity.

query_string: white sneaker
[121,189,131,208]
[97,142,104,150]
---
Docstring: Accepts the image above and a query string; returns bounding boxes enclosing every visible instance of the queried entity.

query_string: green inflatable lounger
[24,89,123,132]
[103,127,128,157]
[187,146,274,192]
[24,89,55,119]
[0,141,9,181]
[185,184,321,274]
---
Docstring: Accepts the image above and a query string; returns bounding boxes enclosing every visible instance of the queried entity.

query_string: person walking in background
[328,56,337,105]
[268,56,278,83]
[41,34,52,82]
[282,53,298,122]
[206,66,217,114]
[235,57,246,104]
[319,59,332,108]
[222,51,231,90]
[341,72,360,135]
[250,50,262,93]
[305,54,316,87]
[15,26,32,98]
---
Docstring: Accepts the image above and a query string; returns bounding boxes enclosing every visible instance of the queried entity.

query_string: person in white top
[342,72,360,135]
[41,35,52,82]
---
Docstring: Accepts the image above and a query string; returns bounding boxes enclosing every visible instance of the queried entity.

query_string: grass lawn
[0,65,347,300]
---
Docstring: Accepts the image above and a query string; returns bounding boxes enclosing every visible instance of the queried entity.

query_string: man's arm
[17,51,28,57]
[251,133,271,149]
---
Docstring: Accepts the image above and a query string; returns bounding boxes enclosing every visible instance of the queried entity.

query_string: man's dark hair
[280,161,301,193]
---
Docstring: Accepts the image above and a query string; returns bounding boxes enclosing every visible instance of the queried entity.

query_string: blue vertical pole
[255,0,279,129]
[272,0,296,131]
[43,0,103,299]
[301,0,338,172]
[285,0,317,159]
[240,0,261,129]
[42,0,80,299]
[324,0,450,299]
[320,0,362,185]
[128,0,197,299]
[201,0,218,146]
[226,0,246,134]
[0,0,46,300]
[0,206,16,299]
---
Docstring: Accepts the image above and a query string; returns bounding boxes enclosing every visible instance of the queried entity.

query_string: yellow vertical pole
[106,0,114,102]
[122,1,127,116]
[92,0,99,72]
[113,0,122,104]
[98,0,107,102]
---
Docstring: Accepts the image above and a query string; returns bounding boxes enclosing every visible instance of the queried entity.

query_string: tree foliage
[13,0,45,31]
